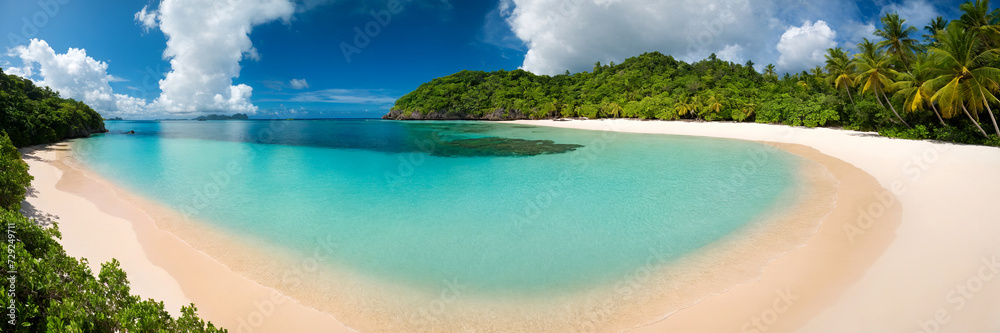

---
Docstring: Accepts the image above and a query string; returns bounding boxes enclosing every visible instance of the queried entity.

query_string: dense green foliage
[391,0,1000,147]
[0,208,224,332]
[0,133,31,211]
[0,68,106,148]
[0,72,224,331]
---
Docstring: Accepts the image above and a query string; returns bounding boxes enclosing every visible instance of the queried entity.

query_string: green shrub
[0,208,226,332]
[880,125,932,140]
[0,71,223,332]
[0,132,31,211]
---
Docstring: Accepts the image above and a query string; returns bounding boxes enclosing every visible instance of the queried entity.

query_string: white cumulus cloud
[500,0,770,75]
[496,0,880,75]
[776,20,837,73]
[716,44,745,64]
[137,0,295,114]
[840,20,876,50]
[135,5,158,32]
[5,39,148,115]
[289,78,309,89]
[881,0,940,32]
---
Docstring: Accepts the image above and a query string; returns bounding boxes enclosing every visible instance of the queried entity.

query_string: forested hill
[387,11,1000,149]
[0,69,224,331]
[0,68,107,148]
[386,51,849,124]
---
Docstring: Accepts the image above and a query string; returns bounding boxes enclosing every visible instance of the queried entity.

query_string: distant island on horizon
[193,113,250,121]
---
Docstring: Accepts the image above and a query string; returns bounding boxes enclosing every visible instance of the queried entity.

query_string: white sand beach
[512,119,1000,333]
[21,120,1000,332]
[21,143,357,333]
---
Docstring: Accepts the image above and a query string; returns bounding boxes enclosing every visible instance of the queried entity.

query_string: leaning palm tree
[895,53,947,125]
[825,47,856,103]
[855,38,911,127]
[928,22,1000,137]
[764,64,778,81]
[958,0,1000,47]
[924,16,948,45]
[875,13,921,71]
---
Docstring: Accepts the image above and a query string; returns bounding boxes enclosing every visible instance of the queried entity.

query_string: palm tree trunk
[845,86,855,104]
[929,102,946,126]
[982,95,1000,136]
[962,104,989,137]
[880,88,911,128]
[873,91,886,107]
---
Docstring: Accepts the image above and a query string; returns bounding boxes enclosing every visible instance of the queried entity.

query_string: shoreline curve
[22,119,1000,332]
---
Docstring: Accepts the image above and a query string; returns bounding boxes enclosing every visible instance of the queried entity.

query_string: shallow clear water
[75,120,798,296]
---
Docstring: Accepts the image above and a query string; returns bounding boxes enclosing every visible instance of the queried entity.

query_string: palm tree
[924,16,948,44]
[609,101,623,118]
[927,22,1000,137]
[739,102,757,122]
[764,64,778,81]
[825,47,856,103]
[704,93,723,119]
[674,96,694,118]
[855,38,911,127]
[875,13,921,71]
[894,53,947,125]
[808,66,826,86]
[690,95,704,119]
[958,0,1000,47]
[809,66,824,77]
[858,37,880,59]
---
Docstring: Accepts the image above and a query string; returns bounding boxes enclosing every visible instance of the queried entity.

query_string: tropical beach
[4,0,1000,332]
[13,119,998,332]
[517,120,1000,333]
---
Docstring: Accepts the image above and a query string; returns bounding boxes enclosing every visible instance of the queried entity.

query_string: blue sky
[0,0,973,119]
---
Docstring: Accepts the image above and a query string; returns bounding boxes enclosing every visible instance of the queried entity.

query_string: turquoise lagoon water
[74,120,798,296]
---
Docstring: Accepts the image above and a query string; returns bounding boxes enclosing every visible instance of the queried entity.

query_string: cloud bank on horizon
[6,0,296,116]
[498,0,942,75]
[135,0,294,114]
[6,39,148,114]
[2,0,949,116]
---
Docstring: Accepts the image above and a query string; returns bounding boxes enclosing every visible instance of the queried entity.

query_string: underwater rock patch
[433,137,584,157]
